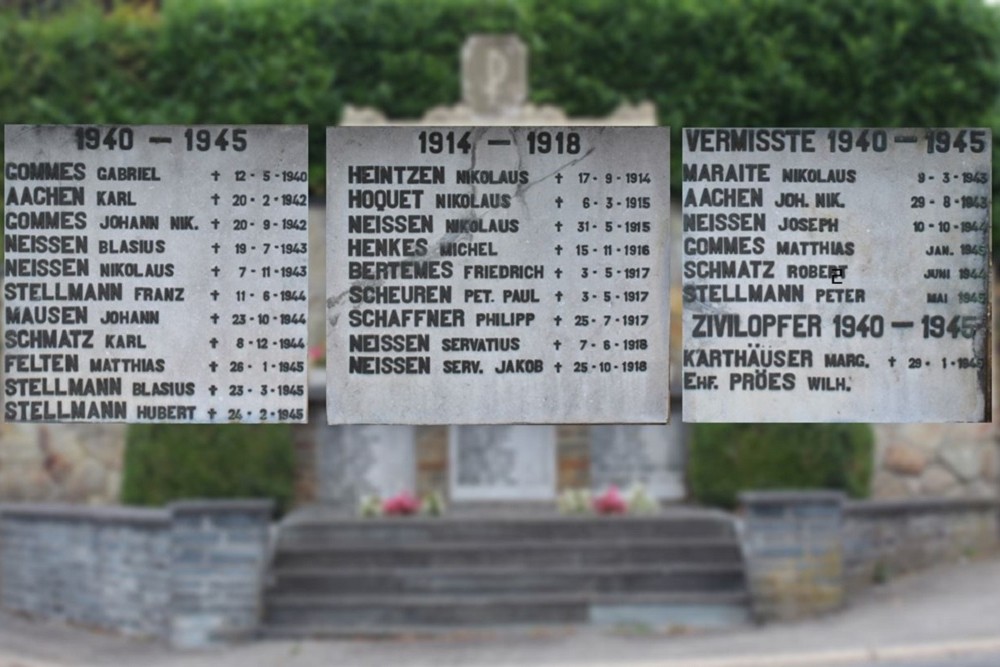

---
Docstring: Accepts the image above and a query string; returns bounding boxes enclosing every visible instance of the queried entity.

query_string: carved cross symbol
[209,385,218,396]
[555,196,564,208]
[211,170,220,181]
[210,314,219,324]
[209,361,218,372]
[211,193,220,205]
[555,268,563,278]
[207,408,217,419]
[553,340,562,350]
[554,315,562,326]
[555,291,564,302]
[209,337,219,349]
[555,221,563,232]
[555,173,563,184]
[555,245,563,256]
[211,243,220,254]
[210,290,220,301]
[211,266,220,277]
[554,362,562,372]
[211,218,220,230]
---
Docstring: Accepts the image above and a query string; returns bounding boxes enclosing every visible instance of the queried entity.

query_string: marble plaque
[682,128,991,422]
[3,125,309,423]
[326,126,670,424]
[449,425,556,501]
[590,424,684,499]
[317,425,416,505]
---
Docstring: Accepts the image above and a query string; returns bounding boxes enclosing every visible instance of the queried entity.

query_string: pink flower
[382,491,421,516]
[308,345,326,366]
[593,486,628,514]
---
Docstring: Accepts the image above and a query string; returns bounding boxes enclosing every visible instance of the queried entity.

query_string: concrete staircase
[262,507,750,637]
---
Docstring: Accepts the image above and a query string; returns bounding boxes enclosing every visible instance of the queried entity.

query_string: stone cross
[461,34,527,116]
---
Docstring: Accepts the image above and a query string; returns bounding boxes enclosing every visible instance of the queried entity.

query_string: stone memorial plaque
[326,127,670,424]
[590,424,684,500]
[317,425,416,506]
[682,128,991,422]
[449,425,556,501]
[3,125,309,423]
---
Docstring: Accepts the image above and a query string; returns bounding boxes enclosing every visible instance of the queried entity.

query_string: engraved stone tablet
[326,127,670,424]
[682,128,991,422]
[3,125,309,423]
[449,425,556,501]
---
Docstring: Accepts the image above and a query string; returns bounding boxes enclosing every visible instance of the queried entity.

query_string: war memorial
[0,33,996,648]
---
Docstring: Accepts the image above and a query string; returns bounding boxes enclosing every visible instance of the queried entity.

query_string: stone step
[269,563,746,596]
[278,515,737,547]
[264,591,750,628]
[273,538,743,569]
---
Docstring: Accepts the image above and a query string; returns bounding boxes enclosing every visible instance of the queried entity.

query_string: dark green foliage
[688,423,875,509]
[121,423,295,515]
[1,0,998,250]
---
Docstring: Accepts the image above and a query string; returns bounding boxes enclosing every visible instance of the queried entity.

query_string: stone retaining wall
[871,424,998,500]
[843,498,999,593]
[740,491,999,623]
[0,500,272,647]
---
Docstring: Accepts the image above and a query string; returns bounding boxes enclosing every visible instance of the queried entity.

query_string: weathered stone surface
[896,424,948,447]
[938,442,985,483]
[0,502,271,647]
[326,127,670,424]
[340,101,657,128]
[683,128,990,422]
[871,471,910,499]
[969,480,996,498]
[883,444,929,476]
[0,423,125,503]
[843,498,999,594]
[79,426,125,469]
[65,458,108,502]
[316,425,416,507]
[461,34,527,115]
[450,426,556,501]
[3,124,309,424]
[870,423,998,501]
[590,425,684,499]
[920,465,959,496]
[981,447,998,480]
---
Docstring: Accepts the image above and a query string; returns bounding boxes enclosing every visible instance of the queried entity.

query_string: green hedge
[121,423,295,515]
[688,423,875,509]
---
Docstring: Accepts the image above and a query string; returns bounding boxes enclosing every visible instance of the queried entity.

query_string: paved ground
[1,555,998,667]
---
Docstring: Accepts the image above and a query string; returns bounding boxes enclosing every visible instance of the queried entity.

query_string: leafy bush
[688,423,874,509]
[121,423,295,515]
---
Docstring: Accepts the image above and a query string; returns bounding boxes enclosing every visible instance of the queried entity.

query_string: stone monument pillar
[335,34,657,509]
